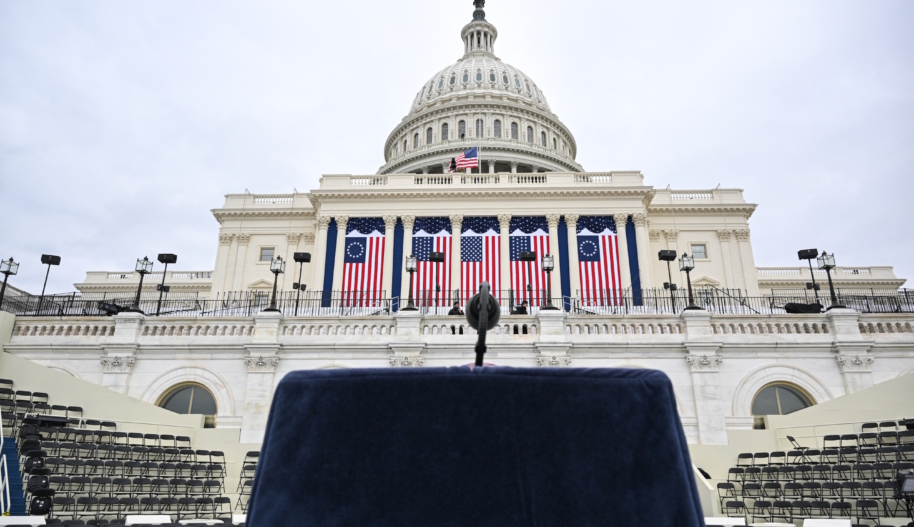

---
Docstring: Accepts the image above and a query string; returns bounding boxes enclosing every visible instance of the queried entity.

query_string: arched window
[552,138,557,150]
[476,71,483,82]
[489,71,496,82]
[428,83,434,95]
[458,120,466,139]
[752,383,813,416]
[503,73,509,85]
[494,120,502,138]
[158,383,217,427]
[541,131,547,147]
[414,133,419,148]
[527,126,534,143]
[404,139,408,152]
[441,123,449,141]
[462,72,469,83]
[438,79,444,89]
[514,77,521,88]
[476,119,484,138]
[525,82,531,93]
[427,128,433,145]
[511,122,518,140]
[449,75,456,85]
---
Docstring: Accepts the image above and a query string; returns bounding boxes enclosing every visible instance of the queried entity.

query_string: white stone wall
[5,309,913,446]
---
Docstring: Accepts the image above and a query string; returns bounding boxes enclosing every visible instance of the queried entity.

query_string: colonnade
[310,213,655,304]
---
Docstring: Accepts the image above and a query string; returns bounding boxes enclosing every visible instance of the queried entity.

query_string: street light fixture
[37,254,61,315]
[0,257,19,308]
[541,254,558,310]
[155,254,177,317]
[520,251,537,304]
[817,251,845,310]
[798,249,821,303]
[263,256,286,313]
[679,253,701,311]
[658,250,678,312]
[292,252,311,317]
[430,252,446,307]
[402,255,418,311]
[126,256,154,314]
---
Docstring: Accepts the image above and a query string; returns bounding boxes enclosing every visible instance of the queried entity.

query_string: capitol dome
[378,1,583,175]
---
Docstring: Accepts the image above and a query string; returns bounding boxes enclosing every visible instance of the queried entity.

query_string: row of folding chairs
[719,480,902,503]
[37,520,241,527]
[736,444,914,466]
[728,461,914,483]
[36,428,191,449]
[31,443,220,464]
[722,498,892,523]
[49,496,232,521]
[46,476,225,497]
[0,387,50,403]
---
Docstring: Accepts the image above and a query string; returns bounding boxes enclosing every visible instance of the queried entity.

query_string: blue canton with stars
[344,238,367,263]
[413,237,436,262]
[462,237,483,262]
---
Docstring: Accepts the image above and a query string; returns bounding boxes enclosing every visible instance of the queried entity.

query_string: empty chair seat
[736,453,753,466]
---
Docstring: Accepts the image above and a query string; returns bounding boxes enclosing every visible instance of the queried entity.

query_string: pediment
[246,279,274,290]
[690,275,721,288]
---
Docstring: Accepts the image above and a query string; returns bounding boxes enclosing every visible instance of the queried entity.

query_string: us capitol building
[4,1,911,445]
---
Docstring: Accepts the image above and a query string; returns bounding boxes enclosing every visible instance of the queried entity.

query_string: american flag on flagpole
[460,217,501,303]
[447,158,457,174]
[342,217,386,307]
[577,216,622,306]
[455,147,479,170]
[509,216,550,305]
[412,217,452,311]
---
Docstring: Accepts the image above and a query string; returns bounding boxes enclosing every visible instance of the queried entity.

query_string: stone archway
[732,364,833,417]
[140,366,236,417]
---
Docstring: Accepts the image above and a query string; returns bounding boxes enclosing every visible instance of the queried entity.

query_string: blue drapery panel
[624,216,642,305]
[558,216,571,311]
[321,218,338,307]
[391,218,404,312]
[248,367,704,527]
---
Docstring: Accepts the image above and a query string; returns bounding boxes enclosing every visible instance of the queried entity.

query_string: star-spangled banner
[342,217,385,307]
[460,216,500,302]
[412,218,452,310]
[577,216,622,306]
[509,216,549,304]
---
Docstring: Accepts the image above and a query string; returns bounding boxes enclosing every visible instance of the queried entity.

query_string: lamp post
[126,256,154,314]
[155,254,177,317]
[430,252,446,308]
[541,254,558,310]
[263,256,286,313]
[0,257,19,309]
[797,249,821,303]
[520,251,536,305]
[37,254,61,315]
[679,253,701,311]
[817,251,845,310]
[658,250,678,312]
[402,255,418,311]
[292,252,311,316]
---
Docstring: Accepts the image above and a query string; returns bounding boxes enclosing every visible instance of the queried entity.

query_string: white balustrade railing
[253,195,294,204]
[574,174,612,183]
[104,271,213,281]
[350,176,388,186]
[671,191,713,200]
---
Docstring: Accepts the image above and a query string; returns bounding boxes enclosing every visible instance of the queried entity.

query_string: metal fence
[2,287,912,318]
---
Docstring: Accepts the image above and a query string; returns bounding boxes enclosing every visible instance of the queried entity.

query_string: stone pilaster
[450,215,463,299]
[100,312,144,394]
[382,216,398,298]
[632,213,653,289]
[389,309,425,365]
[545,214,562,306]
[311,216,331,292]
[612,213,632,291]
[497,214,512,296]
[330,216,349,293]
[400,216,416,301]
[240,312,283,443]
[682,309,727,445]
[734,229,760,296]
[717,230,738,290]
[565,214,580,300]
[826,308,875,394]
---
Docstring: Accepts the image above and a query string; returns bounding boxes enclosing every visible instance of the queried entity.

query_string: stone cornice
[211,209,315,224]
[647,204,758,220]
[308,187,655,207]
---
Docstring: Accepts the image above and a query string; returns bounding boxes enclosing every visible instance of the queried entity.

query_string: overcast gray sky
[1,0,912,294]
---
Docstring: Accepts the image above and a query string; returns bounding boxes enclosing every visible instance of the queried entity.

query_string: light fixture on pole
[402,255,418,311]
[292,252,311,317]
[37,254,61,315]
[541,254,558,310]
[658,250,678,312]
[679,253,701,311]
[798,248,821,303]
[520,251,536,304]
[263,256,286,313]
[126,256,154,314]
[0,257,19,308]
[155,254,177,317]
[430,252,446,307]
[817,251,845,310]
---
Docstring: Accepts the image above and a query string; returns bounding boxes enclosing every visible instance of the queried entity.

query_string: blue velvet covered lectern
[247,367,703,526]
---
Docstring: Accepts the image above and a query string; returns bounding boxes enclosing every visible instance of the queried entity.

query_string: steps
[1,436,27,515]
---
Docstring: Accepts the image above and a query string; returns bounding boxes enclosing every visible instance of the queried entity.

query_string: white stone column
[283,233,302,291]
[330,216,349,293]
[487,160,495,174]
[717,230,738,290]
[632,213,653,289]
[682,309,728,445]
[212,233,234,298]
[450,215,463,300]
[240,311,282,443]
[734,229,761,296]
[311,216,331,292]
[231,234,250,292]
[382,216,397,298]
[649,229,663,290]
[498,214,512,296]
[613,213,632,292]
[565,214,580,300]
[400,216,416,301]
[510,162,518,174]
[546,214,563,305]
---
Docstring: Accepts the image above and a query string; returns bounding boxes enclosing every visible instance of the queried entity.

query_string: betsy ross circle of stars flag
[342,218,386,307]
[577,216,623,306]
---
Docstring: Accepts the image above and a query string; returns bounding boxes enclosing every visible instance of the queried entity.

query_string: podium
[248,366,703,526]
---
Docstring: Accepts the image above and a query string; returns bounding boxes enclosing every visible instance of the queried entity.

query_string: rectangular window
[494,120,501,138]
[690,244,707,259]
[260,248,275,262]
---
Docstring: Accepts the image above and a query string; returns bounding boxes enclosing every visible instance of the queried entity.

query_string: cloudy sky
[1,0,912,294]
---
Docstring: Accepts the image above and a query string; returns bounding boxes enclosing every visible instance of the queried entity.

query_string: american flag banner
[577,216,622,306]
[342,217,386,307]
[455,147,479,170]
[412,217,452,311]
[509,216,550,305]
[460,217,501,303]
